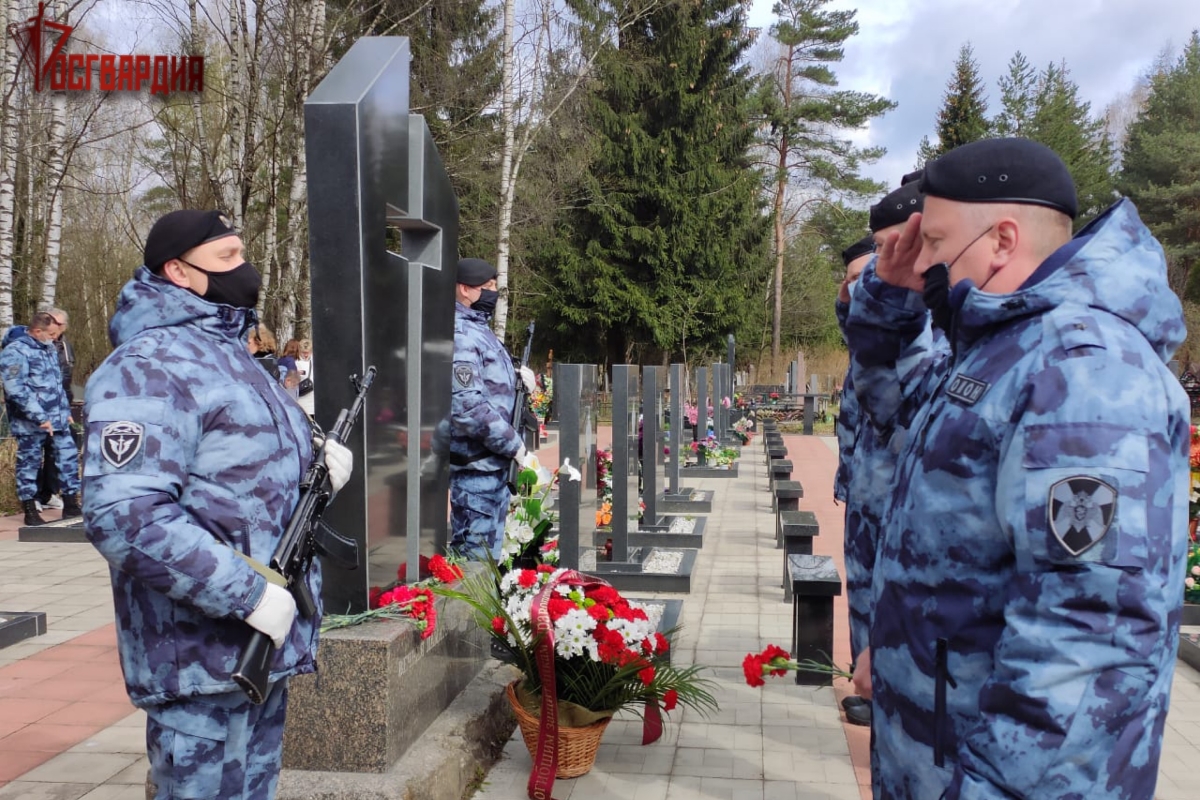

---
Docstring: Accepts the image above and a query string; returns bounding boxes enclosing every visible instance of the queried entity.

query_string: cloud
[748,0,1200,194]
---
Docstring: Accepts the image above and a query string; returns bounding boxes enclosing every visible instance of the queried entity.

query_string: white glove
[515,444,528,465]
[420,453,445,478]
[245,582,297,648]
[323,439,353,494]
[519,366,537,394]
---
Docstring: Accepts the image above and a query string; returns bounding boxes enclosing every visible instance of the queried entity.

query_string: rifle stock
[232,367,377,703]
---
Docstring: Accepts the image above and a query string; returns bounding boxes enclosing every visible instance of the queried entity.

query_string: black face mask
[471,288,499,316]
[921,226,995,332]
[182,259,262,309]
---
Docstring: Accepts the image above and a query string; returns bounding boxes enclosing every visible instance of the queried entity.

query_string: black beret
[144,210,238,270]
[456,257,497,287]
[841,235,876,267]
[870,181,924,233]
[920,137,1078,219]
[900,169,923,186]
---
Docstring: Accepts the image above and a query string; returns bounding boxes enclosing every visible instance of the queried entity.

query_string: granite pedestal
[787,554,842,686]
[18,518,86,543]
[590,547,698,593]
[768,459,793,492]
[282,590,490,773]
[773,480,804,534]
[0,610,46,649]
[680,463,740,479]
[594,516,707,550]
[658,488,715,514]
[780,511,819,601]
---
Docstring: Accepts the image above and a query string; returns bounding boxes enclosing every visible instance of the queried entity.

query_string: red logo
[8,2,204,94]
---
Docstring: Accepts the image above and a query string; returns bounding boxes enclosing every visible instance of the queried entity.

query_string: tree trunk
[40,0,68,308]
[0,0,20,326]
[493,0,516,342]
[225,0,245,224]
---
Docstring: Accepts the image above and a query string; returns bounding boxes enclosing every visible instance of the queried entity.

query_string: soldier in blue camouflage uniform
[445,257,535,561]
[833,234,874,727]
[844,138,1188,799]
[1,312,81,525]
[83,210,352,800]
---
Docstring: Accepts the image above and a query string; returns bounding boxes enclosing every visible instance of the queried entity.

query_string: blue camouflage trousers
[449,468,510,561]
[146,680,288,800]
[15,429,79,501]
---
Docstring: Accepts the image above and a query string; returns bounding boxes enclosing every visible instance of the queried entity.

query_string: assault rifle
[507,322,536,493]
[232,367,376,704]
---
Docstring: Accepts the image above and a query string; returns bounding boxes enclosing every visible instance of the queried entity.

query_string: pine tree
[1120,32,1200,300]
[929,43,991,156]
[758,0,894,364]
[994,51,1037,137]
[1026,61,1116,224]
[539,0,770,366]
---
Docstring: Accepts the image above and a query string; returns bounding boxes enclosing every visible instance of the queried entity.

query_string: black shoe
[841,695,868,711]
[845,702,871,727]
[22,499,46,526]
[60,493,82,520]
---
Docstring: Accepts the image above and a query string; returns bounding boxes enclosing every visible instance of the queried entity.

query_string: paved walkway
[1,435,1199,800]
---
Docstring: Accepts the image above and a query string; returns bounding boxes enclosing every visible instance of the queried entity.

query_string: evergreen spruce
[1025,61,1116,225]
[930,43,991,156]
[994,51,1037,137]
[541,0,769,365]
[1120,32,1200,300]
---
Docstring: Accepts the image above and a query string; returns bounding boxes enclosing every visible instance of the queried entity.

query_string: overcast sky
[746,0,1200,191]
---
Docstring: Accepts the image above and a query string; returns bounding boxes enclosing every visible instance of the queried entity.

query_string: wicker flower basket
[505,681,611,778]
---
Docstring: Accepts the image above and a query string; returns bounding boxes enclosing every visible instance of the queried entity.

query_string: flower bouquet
[691,435,737,467]
[499,455,577,571]
[595,448,614,503]
[434,561,716,795]
[731,416,753,445]
[321,554,466,639]
[743,645,853,686]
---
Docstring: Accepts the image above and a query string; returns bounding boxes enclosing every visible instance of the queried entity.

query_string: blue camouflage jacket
[1,326,71,435]
[83,267,316,708]
[845,200,1189,800]
[446,303,520,472]
[835,299,949,661]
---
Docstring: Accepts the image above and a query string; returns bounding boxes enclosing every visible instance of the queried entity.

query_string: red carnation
[368,586,384,609]
[517,570,538,588]
[491,616,506,634]
[759,645,791,677]
[588,586,620,606]
[743,654,766,687]
[429,554,463,583]
[663,689,678,712]
[653,632,669,656]
[638,663,656,685]
[587,604,609,623]
[547,598,575,620]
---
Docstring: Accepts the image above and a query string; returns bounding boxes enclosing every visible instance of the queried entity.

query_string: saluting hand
[875,213,925,294]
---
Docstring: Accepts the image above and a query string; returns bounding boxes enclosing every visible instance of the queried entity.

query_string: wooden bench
[787,554,842,685]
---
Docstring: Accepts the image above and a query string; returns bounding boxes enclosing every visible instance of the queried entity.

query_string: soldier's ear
[159,259,193,290]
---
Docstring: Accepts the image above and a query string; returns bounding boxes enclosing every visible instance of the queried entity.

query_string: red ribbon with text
[526,570,663,800]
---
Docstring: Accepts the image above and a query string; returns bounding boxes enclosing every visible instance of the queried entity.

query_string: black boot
[23,499,46,526]
[60,494,82,520]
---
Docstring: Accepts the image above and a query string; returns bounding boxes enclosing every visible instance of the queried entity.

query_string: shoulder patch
[1048,476,1116,556]
[453,363,475,388]
[4,363,19,379]
[101,421,144,468]
[945,374,989,406]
